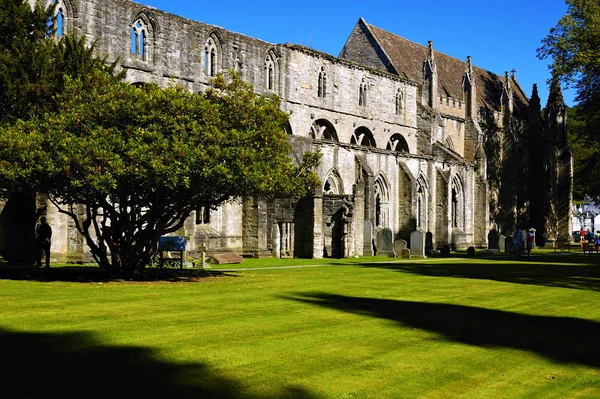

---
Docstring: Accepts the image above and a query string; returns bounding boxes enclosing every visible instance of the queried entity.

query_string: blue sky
[141,0,573,107]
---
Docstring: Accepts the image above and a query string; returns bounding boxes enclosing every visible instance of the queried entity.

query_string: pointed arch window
[374,176,390,228]
[265,54,275,90]
[48,0,66,38]
[204,37,219,77]
[318,67,327,98]
[451,177,465,229]
[131,19,148,60]
[395,88,404,114]
[416,178,428,229]
[323,173,343,195]
[359,78,368,107]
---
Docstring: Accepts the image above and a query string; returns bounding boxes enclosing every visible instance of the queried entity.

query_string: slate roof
[363,21,529,113]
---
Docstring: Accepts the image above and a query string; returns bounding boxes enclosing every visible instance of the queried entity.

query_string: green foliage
[0,70,320,275]
[566,105,600,200]
[538,0,600,137]
[0,0,120,124]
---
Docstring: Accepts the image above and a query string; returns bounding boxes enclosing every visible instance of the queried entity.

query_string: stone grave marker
[499,234,506,252]
[401,248,410,258]
[488,229,500,250]
[440,245,450,257]
[425,231,434,256]
[207,253,244,265]
[396,239,407,253]
[376,228,394,257]
[363,221,374,256]
[410,231,425,257]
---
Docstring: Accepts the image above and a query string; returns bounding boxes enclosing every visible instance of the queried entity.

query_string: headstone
[499,234,506,253]
[440,245,450,257]
[425,231,434,256]
[207,253,244,265]
[505,236,513,252]
[488,229,500,250]
[363,221,374,256]
[410,231,425,257]
[466,246,475,256]
[396,239,407,252]
[376,228,394,257]
[401,248,410,259]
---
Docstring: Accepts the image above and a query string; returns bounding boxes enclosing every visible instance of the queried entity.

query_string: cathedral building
[4,0,571,261]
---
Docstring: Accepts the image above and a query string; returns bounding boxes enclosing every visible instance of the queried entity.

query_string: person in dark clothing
[35,216,52,268]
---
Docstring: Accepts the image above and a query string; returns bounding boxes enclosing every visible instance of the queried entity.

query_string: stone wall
[12,0,502,263]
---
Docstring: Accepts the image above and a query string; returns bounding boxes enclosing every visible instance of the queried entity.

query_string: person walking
[35,216,52,268]
[525,229,534,258]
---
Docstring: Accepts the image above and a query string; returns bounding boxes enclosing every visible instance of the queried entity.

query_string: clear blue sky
[141,0,573,107]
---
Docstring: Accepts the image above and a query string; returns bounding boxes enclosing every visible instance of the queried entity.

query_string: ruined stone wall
[19,0,490,262]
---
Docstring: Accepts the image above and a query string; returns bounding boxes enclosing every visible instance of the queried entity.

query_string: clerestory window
[131,20,147,60]
[318,68,327,98]
[359,79,368,107]
[204,38,218,77]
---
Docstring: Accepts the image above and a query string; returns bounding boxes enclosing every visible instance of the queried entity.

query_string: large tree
[0,0,118,124]
[538,0,600,135]
[0,70,320,275]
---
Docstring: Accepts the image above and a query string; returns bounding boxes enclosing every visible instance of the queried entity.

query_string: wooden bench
[554,240,571,253]
[583,242,597,255]
[153,236,187,269]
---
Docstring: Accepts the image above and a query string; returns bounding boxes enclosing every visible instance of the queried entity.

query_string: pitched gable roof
[347,20,529,113]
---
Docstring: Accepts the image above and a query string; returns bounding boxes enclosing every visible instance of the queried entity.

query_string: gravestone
[505,236,513,252]
[376,228,394,257]
[466,246,475,256]
[207,253,244,265]
[396,239,407,252]
[488,229,500,250]
[410,231,425,257]
[440,245,450,257]
[363,221,374,256]
[499,234,506,253]
[425,231,434,256]
[401,248,410,259]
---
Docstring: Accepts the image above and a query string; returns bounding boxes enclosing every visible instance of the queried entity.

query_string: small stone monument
[410,231,425,257]
[440,245,450,257]
[396,239,407,252]
[466,246,475,256]
[499,234,506,253]
[488,229,500,250]
[363,221,374,256]
[401,248,411,259]
[425,231,434,256]
[376,228,394,257]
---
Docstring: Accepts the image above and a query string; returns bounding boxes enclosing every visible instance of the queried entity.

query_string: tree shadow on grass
[0,327,317,399]
[356,260,600,292]
[288,293,600,369]
[0,264,240,283]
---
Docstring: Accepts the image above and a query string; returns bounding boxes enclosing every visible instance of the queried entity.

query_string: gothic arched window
[131,19,148,60]
[265,55,275,90]
[318,67,327,98]
[395,88,403,114]
[359,78,368,107]
[204,37,220,77]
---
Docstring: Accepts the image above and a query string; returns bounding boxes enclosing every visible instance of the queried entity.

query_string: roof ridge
[366,22,507,81]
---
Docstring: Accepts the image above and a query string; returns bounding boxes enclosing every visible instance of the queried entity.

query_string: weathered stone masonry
[4,0,571,262]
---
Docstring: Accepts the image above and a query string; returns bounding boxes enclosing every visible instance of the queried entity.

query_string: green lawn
[1,252,600,398]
